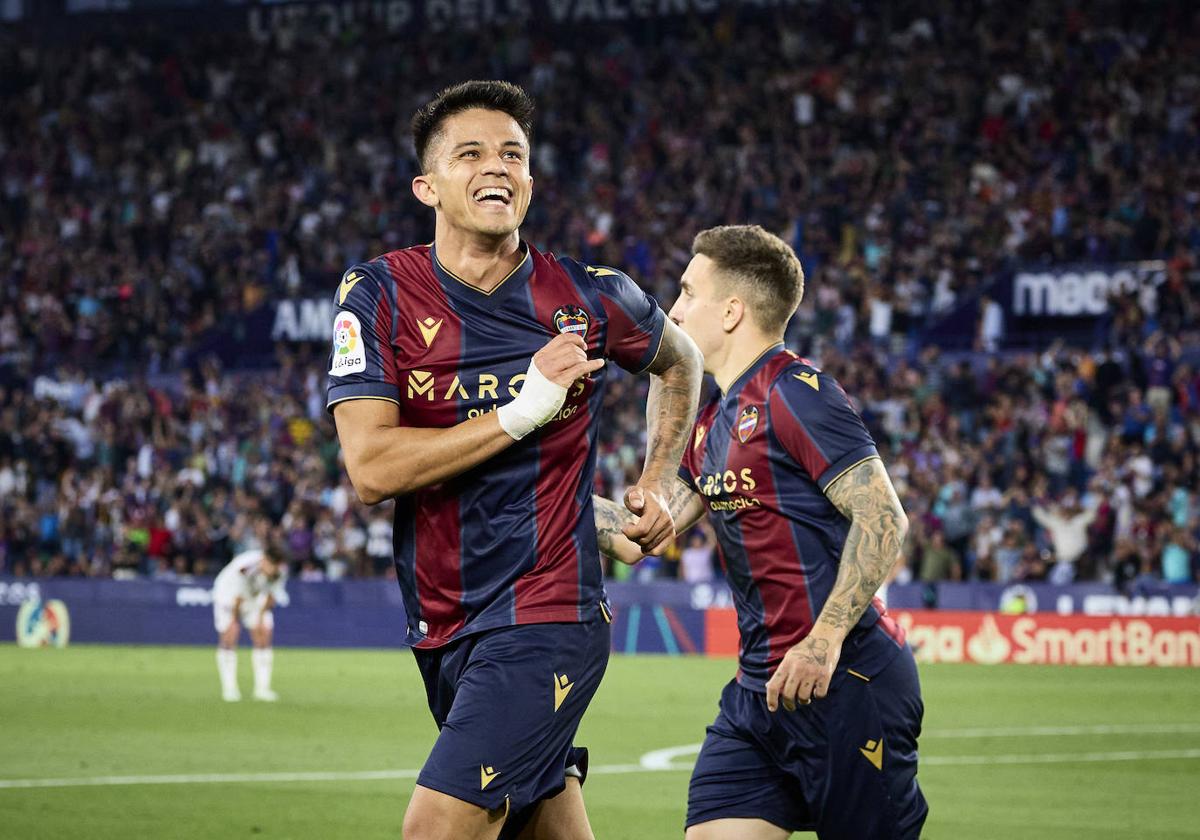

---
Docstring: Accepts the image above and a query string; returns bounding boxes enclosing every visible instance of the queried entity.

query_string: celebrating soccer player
[596,225,927,839]
[326,81,702,840]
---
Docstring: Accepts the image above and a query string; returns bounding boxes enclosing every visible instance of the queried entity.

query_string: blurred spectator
[680,529,716,584]
[919,531,961,583]
[1032,490,1100,584]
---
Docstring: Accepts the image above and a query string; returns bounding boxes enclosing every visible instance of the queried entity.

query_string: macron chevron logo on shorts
[859,737,883,771]
[480,765,501,789]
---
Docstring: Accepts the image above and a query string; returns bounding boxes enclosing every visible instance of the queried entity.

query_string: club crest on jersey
[737,406,759,443]
[553,305,590,340]
[329,311,366,375]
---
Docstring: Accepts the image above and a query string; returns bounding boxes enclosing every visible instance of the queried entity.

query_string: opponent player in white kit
[212,550,289,702]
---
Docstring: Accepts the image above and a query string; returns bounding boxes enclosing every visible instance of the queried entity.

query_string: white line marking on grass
[924,722,1200,739]
[4,724,1200,790]
[639,744,704,770]
[0,769,422,789]
[925,749,1200,766]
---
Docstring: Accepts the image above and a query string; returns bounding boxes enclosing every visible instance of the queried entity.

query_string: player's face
[668,254,731,371]
[415,108,533,239]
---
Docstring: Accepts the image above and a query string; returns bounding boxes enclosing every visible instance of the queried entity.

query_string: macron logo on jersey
[329,311,366,375]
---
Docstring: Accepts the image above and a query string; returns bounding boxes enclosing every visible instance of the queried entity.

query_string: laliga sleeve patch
[329,311,367,375]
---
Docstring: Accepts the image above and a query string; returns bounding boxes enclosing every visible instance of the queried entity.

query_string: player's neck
[434,225,523,293]
[713,334,784,396]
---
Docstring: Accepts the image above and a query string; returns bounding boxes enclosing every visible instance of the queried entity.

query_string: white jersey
[212,550,290,607]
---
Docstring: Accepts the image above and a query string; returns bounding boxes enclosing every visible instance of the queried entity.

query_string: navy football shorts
[687,644,927,839]
[412,619,610,821]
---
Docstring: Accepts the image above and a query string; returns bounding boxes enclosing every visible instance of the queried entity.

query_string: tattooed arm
[622,320,703,554]
[764,457,908,712]
[594,497,644,565]
[595,478,707,565]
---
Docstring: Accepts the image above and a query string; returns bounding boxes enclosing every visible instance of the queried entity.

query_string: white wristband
[496,358,568,440]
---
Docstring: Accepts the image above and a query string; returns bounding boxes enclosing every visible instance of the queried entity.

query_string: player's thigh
[419,622,610,817]
[403,783,507,840]
[814,651,927,840]
[214,603,240,644]
[512,777,593,840]
[687,681,809,835]
[686,819,790,840]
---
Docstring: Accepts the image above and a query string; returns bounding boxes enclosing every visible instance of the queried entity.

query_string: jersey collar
[430,241,535,309]
[722,342,786,407]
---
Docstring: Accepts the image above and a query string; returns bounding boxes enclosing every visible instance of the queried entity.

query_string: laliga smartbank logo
[16,599,71,648]
[966,614,1011,664]
[406,369,588,422]
[898,612,1200,667]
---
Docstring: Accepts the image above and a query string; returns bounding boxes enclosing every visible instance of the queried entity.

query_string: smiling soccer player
[326,81,702,840]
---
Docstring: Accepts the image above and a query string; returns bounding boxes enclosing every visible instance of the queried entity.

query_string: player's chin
[472,218,520,237]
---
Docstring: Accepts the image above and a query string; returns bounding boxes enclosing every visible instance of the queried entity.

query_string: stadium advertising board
[884,581,1200,617]
[4,579,1198,665]
[17,0,802,35]
[921,260,1169,349]
[892,610,1200,668]
[997,261,1164,345]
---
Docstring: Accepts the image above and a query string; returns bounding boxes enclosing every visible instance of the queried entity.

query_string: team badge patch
[737,406,759,443]
[553,305,590,340]
[329,311,366,375]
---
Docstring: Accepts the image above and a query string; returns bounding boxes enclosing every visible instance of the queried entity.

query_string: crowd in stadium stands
[1,2,1199,586]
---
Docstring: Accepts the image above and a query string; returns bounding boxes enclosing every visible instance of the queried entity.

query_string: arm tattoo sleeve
[667,476,698,522]
[817,457,908,634]
[641,323,702,486]
[594,496,636,559]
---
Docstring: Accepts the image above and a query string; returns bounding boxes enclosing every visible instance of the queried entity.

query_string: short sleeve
[271,574,290,608]
[325,262,401,412]
[589,265,667,374]
[767,368,878,492]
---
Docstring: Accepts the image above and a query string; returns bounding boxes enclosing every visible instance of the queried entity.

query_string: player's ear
[723,297,745,334]
[412,174,439,209]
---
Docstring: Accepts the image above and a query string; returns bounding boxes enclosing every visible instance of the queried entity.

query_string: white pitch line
[924,749,1200,767]
[923,722,1200,739]
[0,769,421,790]
[4,724,1200,790]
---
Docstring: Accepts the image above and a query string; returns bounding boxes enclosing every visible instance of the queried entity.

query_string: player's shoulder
[334,246,430,309]
[554,255,637,290]
[767,354,848,413]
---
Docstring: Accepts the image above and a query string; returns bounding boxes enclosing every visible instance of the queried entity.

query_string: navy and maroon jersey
[326,241,664,649]
[679,345,906,691]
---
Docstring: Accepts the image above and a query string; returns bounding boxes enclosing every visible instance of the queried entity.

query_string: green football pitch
[2,646,1198,839]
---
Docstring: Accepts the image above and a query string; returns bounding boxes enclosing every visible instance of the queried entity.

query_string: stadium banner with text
[4,578,1198,659]
[890,610,1200,668]
[703,608,1200,667]
[13,0,798,37]
[922,260,1167,349]
[995,261,1165,347]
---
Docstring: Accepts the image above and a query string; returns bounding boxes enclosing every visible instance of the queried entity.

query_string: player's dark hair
[692,225,805,335]
[411,80,534,174]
